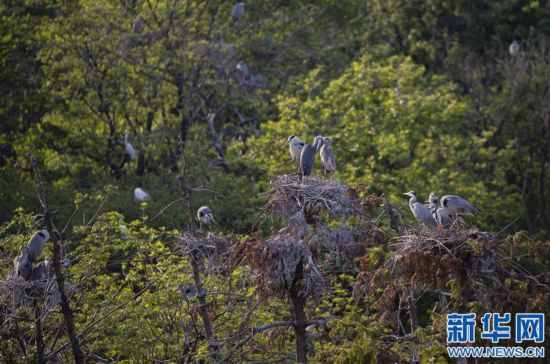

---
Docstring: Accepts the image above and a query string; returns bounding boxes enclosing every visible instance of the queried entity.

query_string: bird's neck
[313,139,321,151]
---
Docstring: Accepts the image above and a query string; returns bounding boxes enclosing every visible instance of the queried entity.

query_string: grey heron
[283,135,305,163]
[125,132,137,160]
[31,258,52,281]
[119,218,130,240]
[14,246,32,280]
[236,61,249,80]
[427,192,454,228]
[231,2,244,23]
[60,258,72,268]
[134,187,151,202]
[403,191,437,227]
[197,206,216,230]
[319,137,336,176]
[438,195,480,223]
[509,41,520,57]
[133,15,144,33]
[27,229,49,263]
[299,136,324,181]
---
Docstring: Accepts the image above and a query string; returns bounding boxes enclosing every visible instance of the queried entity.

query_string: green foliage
[0,0,549,362]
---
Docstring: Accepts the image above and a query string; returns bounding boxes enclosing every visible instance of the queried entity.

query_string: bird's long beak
[403,193,411,197]
[281,141,289,148]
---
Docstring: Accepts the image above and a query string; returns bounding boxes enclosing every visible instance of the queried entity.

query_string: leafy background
[0,0,549,362]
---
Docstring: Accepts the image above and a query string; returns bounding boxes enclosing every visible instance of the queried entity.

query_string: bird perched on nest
[231,2,244,23]
[13,229,50,280]
[284,135,305,163]
[319,137,336,176]
[427,192,464,228]
[27,229,49,263]
[197,206,216,231]
[31,257,52,281]
[427,192,454,228]
[133,15,144,33]
[124,132,137,160]
[299,136,324,182]
[509,40,520,57]
[31,256,71,281]
[14,246,32,280]
[403,191,437,227]
[437,194,480,223]
[134,187,151,202]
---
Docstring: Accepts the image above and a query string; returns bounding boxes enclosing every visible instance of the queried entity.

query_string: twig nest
[174,232,229,258]
[265,175,359,219]
[0,275,76,312]
[389,228,498,286]
[244,234,324,301]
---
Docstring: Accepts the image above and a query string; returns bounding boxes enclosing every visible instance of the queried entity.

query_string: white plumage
[319,137,336,176]
[197,206,216,226]
[236,61,249,79]
[134,187,151,202]
[285,135,306,163]
[404,191,436,227]
[125,133,137,160]
[509,41,520,57]
[119,218,130,240]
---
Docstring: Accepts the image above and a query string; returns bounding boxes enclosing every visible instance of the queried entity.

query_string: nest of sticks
[174,232,231,274]
[354,227,506,309]
[264,175,360,220]
[388,228,498,287]
[243,234,324,302]
[174,232,229,256]
[0,275,77,316]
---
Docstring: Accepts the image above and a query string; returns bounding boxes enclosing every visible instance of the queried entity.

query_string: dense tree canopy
[1,0,548,363]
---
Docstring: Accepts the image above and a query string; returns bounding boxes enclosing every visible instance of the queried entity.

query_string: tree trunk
[290,258,308,364]
[408,286,418,334]
[34,301,44,364]
[457,267,470,310]
[180,175,219,361]
[45,213,84,364]
[29,154,83,363]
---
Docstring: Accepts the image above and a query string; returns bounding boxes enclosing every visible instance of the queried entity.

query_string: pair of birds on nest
[13,229,71,282]
[284,135,336,180]
[403,191,480,228]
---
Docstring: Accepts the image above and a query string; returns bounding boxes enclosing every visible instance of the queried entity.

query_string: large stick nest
[264,175,360,220]
[388,228,498,287]
[243,234,324,302]
[174,232,230,257]
[0,275,78,317]
[174,232,231,274]
[355,228,498,296]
